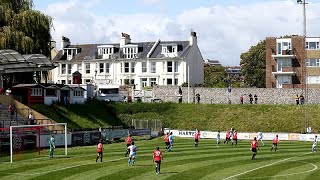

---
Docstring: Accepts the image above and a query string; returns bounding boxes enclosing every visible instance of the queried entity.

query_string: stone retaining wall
[152,86,320,105]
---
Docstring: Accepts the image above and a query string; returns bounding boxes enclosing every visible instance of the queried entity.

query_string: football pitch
[0,137,319,180]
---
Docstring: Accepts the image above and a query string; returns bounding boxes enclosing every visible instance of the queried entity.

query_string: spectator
[249,94,253,104]
[300,94,304,105]
[295,94,299,105]
[0,102,2,116]
[254,94,258,104]
[196,93,200,103]
[8,103,15,119]
[240,95,244,104]
[29,112,34,125]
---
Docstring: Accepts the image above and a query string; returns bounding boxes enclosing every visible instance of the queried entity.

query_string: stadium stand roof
[0,49,56,73]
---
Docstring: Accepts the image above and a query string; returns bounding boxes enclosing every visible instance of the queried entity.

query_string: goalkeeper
[49,134,56,158]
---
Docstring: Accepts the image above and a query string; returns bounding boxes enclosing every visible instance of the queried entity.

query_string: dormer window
[97,45,115,59]
[162,44,178,56]
[306,42,319,50]
[64,48,79,60]
[123,45,138,59]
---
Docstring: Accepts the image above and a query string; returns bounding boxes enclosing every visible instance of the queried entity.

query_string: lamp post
[297,0,309,133]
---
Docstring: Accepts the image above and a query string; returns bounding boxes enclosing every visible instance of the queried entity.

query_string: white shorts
[129,153,136,158]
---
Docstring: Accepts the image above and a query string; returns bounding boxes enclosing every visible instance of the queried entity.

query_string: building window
[61,64,66,74]
[142,62,147,73]
[106,63,110,73]
[131,62,135,73]
[174,61,179,72]
[124,47,137,59]
[162,45,177,54]
[61,80,66,84]
[67,64,72,74]
[277,75,291,84]
[31,88,42,96]
[167,78,173,85]
[306,42,319,50]
[46,89,56,96]
[151,62,156,73]
[306,59,320,67]
[74,90,84,97]
[124,62,129,73]
[307,76,320,84]
[85,63,90,74]
[174,78,178,85]
[84,79,91,84]
[150,78,157,87]
[68,80,72,84]
[141,78,147,87]
[99,63,104,73]
[167,61,173,72]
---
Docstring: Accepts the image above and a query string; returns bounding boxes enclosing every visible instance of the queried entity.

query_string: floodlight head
[297,0,302,3]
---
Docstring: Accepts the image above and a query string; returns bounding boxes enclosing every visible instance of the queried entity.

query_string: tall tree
[240,40,266,88]
[0,0,52,56]
[203,66,228,88]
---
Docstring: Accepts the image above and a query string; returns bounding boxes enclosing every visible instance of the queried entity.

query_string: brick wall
[265,37,276,88]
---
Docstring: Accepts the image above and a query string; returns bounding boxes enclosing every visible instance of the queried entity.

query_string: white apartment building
[51,31,204,90]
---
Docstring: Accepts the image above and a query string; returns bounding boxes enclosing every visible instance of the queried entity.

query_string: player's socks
[132,160,135,165]
[96,156,99,162]
[158,164,160,173]
[100,157,103,162]
[128,159,131,166]
[275,147,277,151]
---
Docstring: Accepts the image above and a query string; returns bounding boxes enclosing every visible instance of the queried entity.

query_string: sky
[33,0,320,66]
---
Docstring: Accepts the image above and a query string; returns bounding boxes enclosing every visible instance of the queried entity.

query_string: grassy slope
[0,138,319,180]
[32,102,320,133]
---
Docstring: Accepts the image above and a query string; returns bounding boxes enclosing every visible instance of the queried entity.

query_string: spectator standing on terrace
[29,112,34,125]
[196,93,200,103]
[240,95,244,104]
[249,94,253,104]
[300,94,305,105]
[254,94,258,104]
[8,103,15,119]
[295,94,299,105]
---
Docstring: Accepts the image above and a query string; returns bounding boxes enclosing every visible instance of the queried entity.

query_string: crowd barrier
[164,129,319,142]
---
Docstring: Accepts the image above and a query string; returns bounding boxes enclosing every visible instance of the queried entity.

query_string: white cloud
[44,0,320,66]
[138,0,161,4]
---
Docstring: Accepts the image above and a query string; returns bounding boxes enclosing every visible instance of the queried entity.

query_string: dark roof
[53,40,191,62]
[0,49,56,73]
[148,41,190,58]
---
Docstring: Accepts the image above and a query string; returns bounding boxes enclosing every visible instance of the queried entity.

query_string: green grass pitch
[0,137,319,180]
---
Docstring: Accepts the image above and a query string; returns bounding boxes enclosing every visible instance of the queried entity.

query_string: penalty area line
[222,157,294,180]
[4,157,128,176]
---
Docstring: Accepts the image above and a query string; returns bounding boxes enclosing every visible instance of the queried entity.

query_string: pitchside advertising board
[71,131,102,146]
[164,129,319,141]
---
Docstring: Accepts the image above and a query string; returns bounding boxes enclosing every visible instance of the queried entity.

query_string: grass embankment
[32,101,320,133]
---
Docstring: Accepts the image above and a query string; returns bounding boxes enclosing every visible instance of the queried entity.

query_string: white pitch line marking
[4,157,128,176]
[222,157,294,180]
[223,151,314,180]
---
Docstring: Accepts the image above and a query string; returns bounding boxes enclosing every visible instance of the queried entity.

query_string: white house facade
[51,31,204,90]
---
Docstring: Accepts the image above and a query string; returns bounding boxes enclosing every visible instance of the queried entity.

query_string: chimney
[61,36,71,49]
[120,32,131,48]
[189,31,197,46]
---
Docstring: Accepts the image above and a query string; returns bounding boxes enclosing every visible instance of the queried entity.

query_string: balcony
[272,67,295,76]
[272,49,296,59]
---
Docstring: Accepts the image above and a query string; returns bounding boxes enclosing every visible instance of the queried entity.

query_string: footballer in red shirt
[194,130,200,148]
[153,147,163,174]
[232,130,238,146]
[224,131,231,144]
[164,133,170,150]
[96,139,103,162]
[271,135,279,151]
[125,134,132,157]
[251,137,259,160]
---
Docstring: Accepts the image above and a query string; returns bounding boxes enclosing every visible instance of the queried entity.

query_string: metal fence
[131,119,162,132]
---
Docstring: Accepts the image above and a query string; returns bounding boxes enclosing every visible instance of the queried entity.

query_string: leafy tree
[0,0,52,55]
[240,40,266,88]
[203,66,228,88]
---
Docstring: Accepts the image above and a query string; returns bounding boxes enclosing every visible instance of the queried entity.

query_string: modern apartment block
[266,35,320,88]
